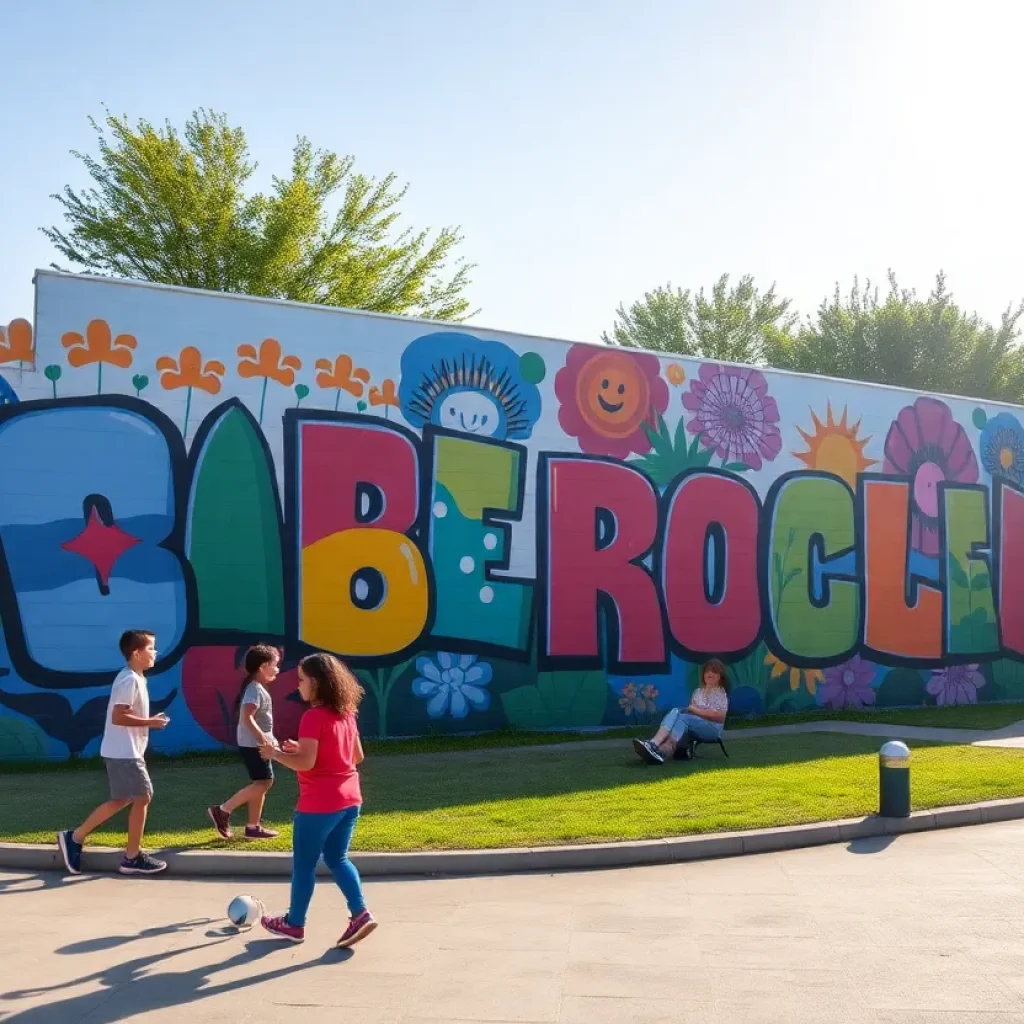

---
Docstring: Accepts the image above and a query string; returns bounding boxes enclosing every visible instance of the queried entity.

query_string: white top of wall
[31,268,1024,414]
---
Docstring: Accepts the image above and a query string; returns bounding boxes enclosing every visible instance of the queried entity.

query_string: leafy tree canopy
[44,108,473,320]
[603,273,797,365]
[768,272,1024,403]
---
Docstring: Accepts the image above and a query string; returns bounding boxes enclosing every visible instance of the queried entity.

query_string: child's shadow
[1,935,351,1023]
[56,919,216,955]
[0,873,101,897]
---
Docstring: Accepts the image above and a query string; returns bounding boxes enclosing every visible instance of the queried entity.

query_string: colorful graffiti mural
[3,271,1024,761]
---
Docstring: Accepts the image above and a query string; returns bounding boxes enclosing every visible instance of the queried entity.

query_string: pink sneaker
[207,805,231,840]
[244,825,280,840]
[336,910,377,948]
[261,914,304,943]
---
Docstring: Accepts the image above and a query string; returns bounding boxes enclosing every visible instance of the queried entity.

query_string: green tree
[43,109,473,320]
[603,273,797,364]
[767,272,1024,403]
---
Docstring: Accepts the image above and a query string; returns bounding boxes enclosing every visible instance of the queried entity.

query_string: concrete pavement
[2,822,1023,1023]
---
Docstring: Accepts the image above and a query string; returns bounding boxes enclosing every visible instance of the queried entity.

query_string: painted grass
[2,734,1023,852]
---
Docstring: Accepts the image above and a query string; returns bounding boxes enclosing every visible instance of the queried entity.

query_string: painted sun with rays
[793,403,876,487]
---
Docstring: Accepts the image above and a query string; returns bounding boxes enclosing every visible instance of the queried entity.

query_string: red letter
[299,420,418,545]
[661,472,760,654]
[542,457,665,666]
[998,483,1024,656]
[293,416,427,657]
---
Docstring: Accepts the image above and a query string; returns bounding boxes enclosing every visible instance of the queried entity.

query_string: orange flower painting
[369,379,399,419]
[156,346,226,437]
[237,339,302,424]
[0,319,34,367]
[316,355,370,411]
[61,320,137,393]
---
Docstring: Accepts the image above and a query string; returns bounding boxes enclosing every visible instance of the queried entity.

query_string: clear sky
[2,0,1022,342]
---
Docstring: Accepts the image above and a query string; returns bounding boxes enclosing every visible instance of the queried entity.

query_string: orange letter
[862,478,941,658]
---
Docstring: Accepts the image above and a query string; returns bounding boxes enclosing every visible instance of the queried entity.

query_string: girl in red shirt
[258,652,376,947]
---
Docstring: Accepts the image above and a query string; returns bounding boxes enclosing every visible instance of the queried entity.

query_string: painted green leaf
[0,715,47,761]
[723,461,750,472]
[991,659,1024,699]
[500,670,607,729]
[875,667,927,708]
[765,671,794,710]
[673,414,688,455]
[186,403,285,634]
[645,417,673,458]
[948,558,970,589]
[948,607,998,657]
[970,571,990,591]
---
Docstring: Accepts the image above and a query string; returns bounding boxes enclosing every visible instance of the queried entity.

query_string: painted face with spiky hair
[437,387,504,436]
[398,333,544,441]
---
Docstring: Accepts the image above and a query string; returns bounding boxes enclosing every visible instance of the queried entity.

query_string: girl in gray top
[207,645,281,840]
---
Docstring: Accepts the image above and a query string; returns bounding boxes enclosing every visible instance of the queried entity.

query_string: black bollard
[879,740,911,817]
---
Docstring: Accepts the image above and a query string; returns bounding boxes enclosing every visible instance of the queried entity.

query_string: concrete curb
[3,797,1023,879]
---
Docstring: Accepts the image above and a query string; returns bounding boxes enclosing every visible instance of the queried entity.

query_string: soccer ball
[227,894,264,928]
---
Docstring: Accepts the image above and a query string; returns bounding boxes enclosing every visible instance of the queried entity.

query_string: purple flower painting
[817,656,877,710]
[682,364,782,470]
[926,664,984,706]
[883,397,978,557]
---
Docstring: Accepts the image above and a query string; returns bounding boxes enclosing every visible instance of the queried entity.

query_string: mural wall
[2,270,1024,761]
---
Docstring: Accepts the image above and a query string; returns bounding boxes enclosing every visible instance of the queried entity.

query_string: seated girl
[633,658,729,764]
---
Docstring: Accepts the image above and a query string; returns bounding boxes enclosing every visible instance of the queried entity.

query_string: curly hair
[300,653,364,714]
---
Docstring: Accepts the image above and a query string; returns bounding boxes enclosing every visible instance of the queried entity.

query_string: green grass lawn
[3,700,1022,776]
[2,733,1023,853]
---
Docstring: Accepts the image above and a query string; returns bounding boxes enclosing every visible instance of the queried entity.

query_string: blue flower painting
[979,411,1024,484]
[398,333,543,440]
[412,652,493,719]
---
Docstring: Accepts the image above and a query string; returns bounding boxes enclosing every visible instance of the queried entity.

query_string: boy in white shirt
[57,630,170,875]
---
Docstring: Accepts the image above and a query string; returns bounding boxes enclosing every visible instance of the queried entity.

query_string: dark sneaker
[244,825,280,840]
[632,738,664,765]
[57,830,83,875]
[119,853,167,875]
[207,805,232,839]
[261,914,304,943]
[336,910,377,948]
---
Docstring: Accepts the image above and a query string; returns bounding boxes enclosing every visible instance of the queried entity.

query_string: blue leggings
[661,708,722,744]
[288,806,365,927]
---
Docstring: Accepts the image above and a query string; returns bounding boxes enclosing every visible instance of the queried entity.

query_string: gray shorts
[105,758,153,801]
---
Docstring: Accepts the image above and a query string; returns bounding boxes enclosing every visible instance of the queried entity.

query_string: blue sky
[2,0,1021,342]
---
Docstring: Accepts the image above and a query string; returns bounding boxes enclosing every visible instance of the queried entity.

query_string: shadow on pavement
[0,872,101,897]
[0,932,352,1023]
[55,919,216,955]
[846,834,898,855]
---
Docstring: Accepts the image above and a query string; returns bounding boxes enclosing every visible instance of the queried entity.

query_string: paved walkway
[2,821,1023,1023]
[727,716,1024,747]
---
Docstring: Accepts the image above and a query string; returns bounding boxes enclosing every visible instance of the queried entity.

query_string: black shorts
[239,746,274,782]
